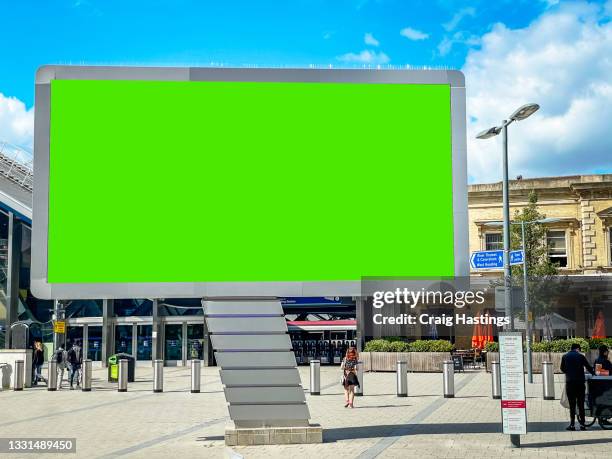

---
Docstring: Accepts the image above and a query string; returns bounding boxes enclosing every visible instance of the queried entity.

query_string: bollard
[310,360,321,395]
[191,359,201,393]
[153,359,163,393]
[355,360,364,396]
[82,359,92,392]
[491,361,501,399]
[396,361,408,397]
[118,359,128,392]
[542,361,555,400]
[47,360,57,391]
[443,360,454,398]
[14,360,24,391]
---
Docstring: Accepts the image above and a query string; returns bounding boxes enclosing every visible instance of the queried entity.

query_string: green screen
[48,79,454,283]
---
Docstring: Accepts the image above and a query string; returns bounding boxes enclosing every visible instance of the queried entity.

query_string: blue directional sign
[510,250,525,265]
[471,250,525,269]
[470,250,503,269]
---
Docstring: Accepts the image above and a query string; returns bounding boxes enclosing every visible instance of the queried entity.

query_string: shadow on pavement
[324,421,572,441]
[523,438,612,448]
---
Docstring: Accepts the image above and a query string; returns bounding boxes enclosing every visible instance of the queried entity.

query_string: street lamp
[482,217,560,384]
[477,104,539,450]
[476,102,540,329]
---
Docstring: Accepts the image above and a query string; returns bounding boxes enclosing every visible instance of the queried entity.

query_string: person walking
[341,347,360,408]
[32,341,46,386]
[560,343,594,430]
[54,346,68,389]
[67,341,83,390]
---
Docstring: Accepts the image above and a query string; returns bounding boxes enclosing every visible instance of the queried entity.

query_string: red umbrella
[592,311,606,339]
[471,311,484,349]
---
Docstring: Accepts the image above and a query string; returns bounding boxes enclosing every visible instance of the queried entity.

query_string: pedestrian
[560,342,594,430]
[67,340,83,390]
[32,341,46,386]
[594,344,612,374]
[341,346,360,408]
[54,345,68,389]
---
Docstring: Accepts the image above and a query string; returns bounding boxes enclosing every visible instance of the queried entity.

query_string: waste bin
[108,353,135,382]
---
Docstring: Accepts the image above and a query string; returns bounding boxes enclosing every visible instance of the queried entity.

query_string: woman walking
[341,347,360,408]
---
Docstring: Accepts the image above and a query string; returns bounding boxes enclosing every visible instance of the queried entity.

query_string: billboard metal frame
[32,65,468,299]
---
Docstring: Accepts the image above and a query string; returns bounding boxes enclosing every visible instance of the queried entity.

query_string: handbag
[560,386,569,409]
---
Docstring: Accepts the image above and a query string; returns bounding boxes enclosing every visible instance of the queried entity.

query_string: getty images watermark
[371,287,510,328]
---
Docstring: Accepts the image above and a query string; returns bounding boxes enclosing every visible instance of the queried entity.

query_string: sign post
[499,331,527,448]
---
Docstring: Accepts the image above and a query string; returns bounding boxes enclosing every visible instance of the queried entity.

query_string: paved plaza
[1,366,610,458]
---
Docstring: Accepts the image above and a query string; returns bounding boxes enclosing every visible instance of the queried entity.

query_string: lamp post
[477,103,539,449]
[482,217,559,384]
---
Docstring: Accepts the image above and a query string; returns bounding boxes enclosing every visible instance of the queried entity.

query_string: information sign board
[499,332,527,435]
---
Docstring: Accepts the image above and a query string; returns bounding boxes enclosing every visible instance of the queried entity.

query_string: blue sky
[1,0,611,182]
[1,0,554,106]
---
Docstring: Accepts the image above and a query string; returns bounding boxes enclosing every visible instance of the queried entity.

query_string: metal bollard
[491,361,501,400]
[542,361,555,400]
[82,359,92,392]
[14,360,24,391]
[153,359,163,393]
[47,360,57,391]
[396,361,408,397]
[310,360,321,395]
[191,359,201,393]
[118,359,128,392]
[355,360,364,396]
[443,360,455,398]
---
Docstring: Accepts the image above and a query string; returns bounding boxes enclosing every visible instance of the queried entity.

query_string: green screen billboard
[32,67,467,299]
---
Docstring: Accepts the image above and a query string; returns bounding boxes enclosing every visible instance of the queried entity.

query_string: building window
[485,233,503,251]
[547,230,567,267]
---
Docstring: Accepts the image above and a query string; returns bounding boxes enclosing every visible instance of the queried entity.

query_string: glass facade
[87,326,102,361]
[137,325,152,360]
[0,211,7,348]
[165,324,182,360]
[115,325,132,355]
[187,324,204,360]
[67,326,83,348]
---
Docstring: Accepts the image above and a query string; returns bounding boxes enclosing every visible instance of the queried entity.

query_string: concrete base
[225,424,323,446]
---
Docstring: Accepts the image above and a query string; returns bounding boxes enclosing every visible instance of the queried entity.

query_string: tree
[510,191,558,278]
[509,191,567,340]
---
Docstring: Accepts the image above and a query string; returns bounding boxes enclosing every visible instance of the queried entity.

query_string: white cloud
[364,32,380,46]
[337,49,390,64]
[400,27,429,41]
[438,31,480,56]
[443,7,476,32]
[0,93,34,150]
[465,1,612,183]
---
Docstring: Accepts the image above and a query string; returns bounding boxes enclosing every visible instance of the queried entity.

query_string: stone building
[467,174,612,342]
[469,174,612,276]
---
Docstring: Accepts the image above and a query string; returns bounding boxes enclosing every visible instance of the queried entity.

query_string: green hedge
[588,338,612,349]
[363,338,452,353]
[486,338,590,353]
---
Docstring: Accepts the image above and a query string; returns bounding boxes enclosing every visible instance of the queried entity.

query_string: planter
[486,352,566,374]
[360,352,450,372]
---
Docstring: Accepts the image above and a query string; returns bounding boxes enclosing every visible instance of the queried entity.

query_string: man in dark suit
[560,343,594,430]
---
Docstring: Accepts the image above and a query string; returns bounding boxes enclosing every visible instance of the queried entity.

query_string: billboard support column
[152,299,161,362]
[204,299,321,445]
[5,212,22,349]
[102,299,113,367]
[355,296,364,353]
[201,300,210,367]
